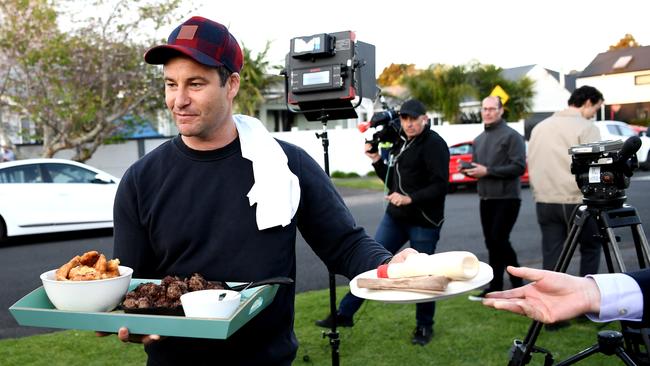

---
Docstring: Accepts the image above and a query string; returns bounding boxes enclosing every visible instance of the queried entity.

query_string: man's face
[580,99,603,119]
[164,56,239,141]
[481,97,503,125]
[400,114,426,139]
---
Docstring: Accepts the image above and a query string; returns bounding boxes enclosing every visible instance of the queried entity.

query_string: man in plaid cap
[111,16,413,365]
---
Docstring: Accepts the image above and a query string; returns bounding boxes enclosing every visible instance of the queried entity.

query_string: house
[576,45,650,123]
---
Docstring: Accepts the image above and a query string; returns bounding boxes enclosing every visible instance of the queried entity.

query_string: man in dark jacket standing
[316,99,449,346]
[463,96,526,299]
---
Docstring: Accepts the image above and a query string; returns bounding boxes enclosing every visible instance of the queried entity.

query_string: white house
[576,46,650,123]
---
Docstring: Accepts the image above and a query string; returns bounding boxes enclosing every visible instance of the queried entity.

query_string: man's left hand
[385,192,412,207]
[463,163,488,178]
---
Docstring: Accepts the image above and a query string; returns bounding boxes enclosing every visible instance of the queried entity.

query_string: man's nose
[174,88,191,109]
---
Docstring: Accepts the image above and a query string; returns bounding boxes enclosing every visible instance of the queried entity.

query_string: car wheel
[0,217,6,241]
[641,154,650,171]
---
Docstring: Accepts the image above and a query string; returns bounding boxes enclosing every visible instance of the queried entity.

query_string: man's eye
[165,83,176,88]
[190,83,204,88]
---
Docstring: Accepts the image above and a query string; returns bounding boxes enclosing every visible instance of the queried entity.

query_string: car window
[0,164,43,183]
[44,163,97,183]
[606,125,619,135]
[617,124,637,137]
[449,144,472,155]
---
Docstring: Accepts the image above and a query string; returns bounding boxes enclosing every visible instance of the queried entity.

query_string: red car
[448,141,529,191]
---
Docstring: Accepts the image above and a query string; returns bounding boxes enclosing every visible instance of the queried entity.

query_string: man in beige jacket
[528,86,604,290]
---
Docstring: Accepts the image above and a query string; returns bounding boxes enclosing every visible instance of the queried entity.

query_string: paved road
[2,173,649,339]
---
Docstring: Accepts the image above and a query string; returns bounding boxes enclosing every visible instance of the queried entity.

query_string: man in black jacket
[316,99,450,346]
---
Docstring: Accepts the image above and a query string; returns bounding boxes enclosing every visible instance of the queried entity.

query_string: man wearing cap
[316,99,449,346]
[111,16,416,365]
[462,96,526,300]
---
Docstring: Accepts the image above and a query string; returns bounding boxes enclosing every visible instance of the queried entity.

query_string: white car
[0,158,120,239]
[594,120,650,170]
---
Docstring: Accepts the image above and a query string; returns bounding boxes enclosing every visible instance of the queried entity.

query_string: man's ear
[227,73,240,100]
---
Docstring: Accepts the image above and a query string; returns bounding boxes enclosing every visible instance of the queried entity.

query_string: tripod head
[569,136,642,209]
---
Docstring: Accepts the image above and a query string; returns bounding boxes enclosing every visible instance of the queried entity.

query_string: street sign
[490,85,509,105]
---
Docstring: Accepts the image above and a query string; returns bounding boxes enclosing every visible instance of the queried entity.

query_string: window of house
[635,74,650,85]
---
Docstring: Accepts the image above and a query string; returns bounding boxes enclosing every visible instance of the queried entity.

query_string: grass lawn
[332,176,385,191]
[2,286,618,365]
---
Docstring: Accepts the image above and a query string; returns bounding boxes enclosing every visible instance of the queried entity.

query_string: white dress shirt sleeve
[585,273,644,322]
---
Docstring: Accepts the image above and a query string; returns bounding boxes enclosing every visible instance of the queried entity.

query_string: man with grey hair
[1,143,15,162]
[462,96,526,299]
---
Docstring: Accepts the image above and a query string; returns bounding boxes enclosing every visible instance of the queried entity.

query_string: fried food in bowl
[41,251,133,312]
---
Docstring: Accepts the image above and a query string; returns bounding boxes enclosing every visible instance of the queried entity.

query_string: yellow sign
[490,85,509,105]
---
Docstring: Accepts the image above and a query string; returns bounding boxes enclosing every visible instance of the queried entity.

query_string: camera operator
[482,266,650,326]
[316,99,449,346]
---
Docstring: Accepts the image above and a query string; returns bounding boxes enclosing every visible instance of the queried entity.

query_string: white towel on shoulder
[233,115,301,230]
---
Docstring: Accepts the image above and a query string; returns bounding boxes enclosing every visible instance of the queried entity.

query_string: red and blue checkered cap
[144,16,243,73]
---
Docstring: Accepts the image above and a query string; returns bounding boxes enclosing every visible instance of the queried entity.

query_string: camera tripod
[508,202,650,366]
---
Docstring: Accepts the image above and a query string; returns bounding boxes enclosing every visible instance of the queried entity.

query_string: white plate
[350,262,493,303]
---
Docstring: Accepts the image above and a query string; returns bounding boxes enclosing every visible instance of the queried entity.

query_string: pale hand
[481,266,601,324]
[462,163,488,178]
[390,248,419,264]
[385,192,412,207]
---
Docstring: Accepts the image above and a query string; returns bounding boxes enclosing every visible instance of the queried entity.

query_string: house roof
[580,45,650,77]
[501,65,535,81]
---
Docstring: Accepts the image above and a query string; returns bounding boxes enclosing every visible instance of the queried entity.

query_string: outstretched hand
[481,266,601,324]
[390,248,419,264]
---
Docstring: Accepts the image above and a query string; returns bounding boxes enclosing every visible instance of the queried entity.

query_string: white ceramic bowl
[40,266,133,312]
[180,289,241,318]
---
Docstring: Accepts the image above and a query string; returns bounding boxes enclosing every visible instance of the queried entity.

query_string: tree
[235,42,282,117]
[377,63,417,87]
[469,63,535,121]
[403,64,475,123]
[0,0,188,161]
[609,34,641,50]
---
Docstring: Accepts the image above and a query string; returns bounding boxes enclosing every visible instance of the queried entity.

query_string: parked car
[0,158,120,240]
[594,120,650,170]
[448,141,529,192]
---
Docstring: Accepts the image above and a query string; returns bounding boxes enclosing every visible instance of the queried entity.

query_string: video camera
[569,136,642,208]
[357,104,401,153]
[283,31,378,121]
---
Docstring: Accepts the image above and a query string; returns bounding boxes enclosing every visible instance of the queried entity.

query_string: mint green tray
[9,279,278,339]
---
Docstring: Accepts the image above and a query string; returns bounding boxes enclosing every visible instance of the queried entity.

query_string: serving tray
[9,279,278,339]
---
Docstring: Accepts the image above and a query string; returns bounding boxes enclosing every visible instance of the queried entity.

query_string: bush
[331,171,360,178]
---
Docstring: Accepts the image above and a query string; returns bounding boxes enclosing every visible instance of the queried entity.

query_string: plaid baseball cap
[144,16,243,73]
[399,99,427,117]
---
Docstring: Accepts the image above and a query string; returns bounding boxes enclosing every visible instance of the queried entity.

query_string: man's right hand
[365,143,381,163]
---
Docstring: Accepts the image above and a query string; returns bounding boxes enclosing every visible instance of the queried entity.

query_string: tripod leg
[632,224,650,268]
[508,209,590,366]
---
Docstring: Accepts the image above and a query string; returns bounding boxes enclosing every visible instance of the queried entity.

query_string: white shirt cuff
[585,273,643,322]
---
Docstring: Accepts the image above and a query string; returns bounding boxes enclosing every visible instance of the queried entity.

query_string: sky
[180,0,649,76]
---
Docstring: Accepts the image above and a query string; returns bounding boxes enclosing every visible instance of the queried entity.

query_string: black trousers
[536,202,601,276]
[480,198,522,291]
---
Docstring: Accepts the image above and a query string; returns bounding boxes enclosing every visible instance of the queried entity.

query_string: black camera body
[365,107,401,153]
[569,138,640,208]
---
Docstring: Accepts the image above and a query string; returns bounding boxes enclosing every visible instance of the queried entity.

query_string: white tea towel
[234,115,301,230]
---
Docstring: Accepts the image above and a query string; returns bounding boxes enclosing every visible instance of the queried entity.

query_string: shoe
[315,313,353,328]
[467,288,492,301]
[544,321,570,331]
[411,326,433,346]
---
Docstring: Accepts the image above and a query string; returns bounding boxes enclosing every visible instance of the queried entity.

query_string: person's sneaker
[544,321,570,331]
[467,288,492,301]
[411,326,433,346]
[314,313,353,328]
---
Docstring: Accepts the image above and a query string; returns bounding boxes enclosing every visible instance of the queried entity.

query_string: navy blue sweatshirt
[113,135,391,365]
